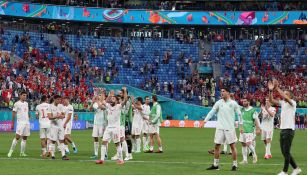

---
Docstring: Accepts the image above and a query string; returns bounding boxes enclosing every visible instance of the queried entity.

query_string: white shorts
[239,133,255,143]
[261,130,274,140]
[214,129,237,145]
[92,125,105,138]
[142,122,149,134]
[132,124,142,136]
[49,126,65,141]
[16,123,30,137]
[149,124,160,134]
[103,127,120,143]
[64,125,72,135]
[120,126,125,138]
[40,128,50,139]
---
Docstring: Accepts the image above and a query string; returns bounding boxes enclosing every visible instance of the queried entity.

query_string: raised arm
[273,80,293,106]
[268,81,279,106]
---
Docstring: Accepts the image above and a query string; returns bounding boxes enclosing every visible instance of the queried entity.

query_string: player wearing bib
[269,80,302,175]
[35,95,51,158]
[204,88,242,171]
[91,95,107,160]
[131,97,147,153]
[142,96,151,151]
[96,88,128,165]
[239,98,261,165]
[260,98,276,159]
[8,92,30,158]
[63,97,78,154]
[48,95,69,160]
[145,95,163,153]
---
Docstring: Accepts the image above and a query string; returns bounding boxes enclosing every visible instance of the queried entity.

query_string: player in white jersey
[260,98,276,159]
[62,97,78,154]
[8,92,30,158]
[203,87,242,171]
[91,94,107,160]
[35,95,51,158]
[47,95,69,160]
[142,96,151,151]
[131,97,147,153]
[96,88,128,165]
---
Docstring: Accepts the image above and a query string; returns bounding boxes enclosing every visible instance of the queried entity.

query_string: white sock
[150,146,154,151]
[10,138,18,151]
[94,142,99,156]
[47,140,50,152]
[214,159,219,167]
[65,144,69,152]
[71,142,76,148]
[242,146,248,161]
[131,138,136,151]
[136,138,141,152]
[253,140,256,150]
[21,140,27,154]
[57,140,60,146]
[122,140,128,157]
[223,144,227,152]
[116,145,123,161]
[159,146,163,151]
[266,143,271,155]
[100,145,106,161]
[60,143,66,157]
[42,148,47,155]
[142,136,147,149]
[49,143,55,157]
[248,144,256,157]
[233,160,238,167]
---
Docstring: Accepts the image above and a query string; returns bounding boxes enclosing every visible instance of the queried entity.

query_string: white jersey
[260,107,276,131]
[105,103,122,128]
[35,102,51,128]
[93,102,106,126]
[133,107,145,127]
[142,104,150,121]
[13,100,30,124]
[48,103,65,127]
[63,104,74,127]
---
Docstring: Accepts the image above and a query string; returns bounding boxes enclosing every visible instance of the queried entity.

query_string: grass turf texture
[0,128,306,175]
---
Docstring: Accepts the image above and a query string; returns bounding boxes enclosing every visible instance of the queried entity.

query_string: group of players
[204,79,302,175]
[7,87,164,165]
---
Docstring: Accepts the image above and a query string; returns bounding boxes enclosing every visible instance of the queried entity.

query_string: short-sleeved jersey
[63,104,74,127]
[133,106,145,127]
[260,107,276,131]
[13,100,29,124]
[36,102,51,128]
[142,104,150,121]
[93,102,106,126]
[106,103,122,128]
[48,103,65,127]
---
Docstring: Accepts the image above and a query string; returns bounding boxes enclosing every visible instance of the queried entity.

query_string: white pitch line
[0,157,305,167]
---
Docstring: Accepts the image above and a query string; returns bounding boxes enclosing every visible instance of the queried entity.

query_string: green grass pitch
[0,128,306,175]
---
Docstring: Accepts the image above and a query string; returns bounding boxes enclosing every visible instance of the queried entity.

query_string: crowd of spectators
[0,24,306,111]
[212,37,307,108]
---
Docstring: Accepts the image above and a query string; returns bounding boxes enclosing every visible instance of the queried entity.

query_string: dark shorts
[125,121,132,136]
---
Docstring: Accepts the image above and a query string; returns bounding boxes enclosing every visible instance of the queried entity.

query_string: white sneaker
[277,171,288,175]
[124,154,133,161]
[111,154,118,161]
[239,160,248,165]
[7,150,13,158]
[291,168,302,175]
[253,155,258,164]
